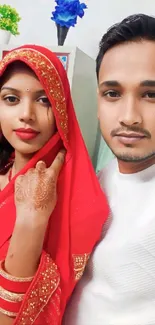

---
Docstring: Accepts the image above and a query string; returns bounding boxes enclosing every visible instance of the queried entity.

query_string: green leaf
[0,5,21,35]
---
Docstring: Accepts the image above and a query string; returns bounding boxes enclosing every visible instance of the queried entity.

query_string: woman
[0,45,109,325]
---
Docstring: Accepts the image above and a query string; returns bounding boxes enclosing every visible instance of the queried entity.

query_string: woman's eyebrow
[0,86,46,95]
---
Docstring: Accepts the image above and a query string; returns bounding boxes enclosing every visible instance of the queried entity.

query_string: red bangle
[0,296,22,312]
[0,280,25,318]
[0,286,24,302]
[0,307,17,318]
[0,261,33,293]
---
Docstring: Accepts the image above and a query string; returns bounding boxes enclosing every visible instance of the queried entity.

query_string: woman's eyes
[37,96,50,106]
[2,95,51,106]
[3,95,19,103]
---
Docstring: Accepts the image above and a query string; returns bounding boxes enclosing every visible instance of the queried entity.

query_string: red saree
[0,45,109,325]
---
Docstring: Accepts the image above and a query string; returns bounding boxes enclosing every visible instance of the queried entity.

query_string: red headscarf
[0,45,109,324]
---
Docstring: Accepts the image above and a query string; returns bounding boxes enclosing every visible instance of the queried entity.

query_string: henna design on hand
[14,150,65,217]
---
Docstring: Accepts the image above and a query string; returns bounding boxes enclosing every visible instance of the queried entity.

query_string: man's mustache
[111,126,151,138]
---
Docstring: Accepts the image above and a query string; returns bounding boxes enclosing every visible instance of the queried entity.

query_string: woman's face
[0,63,56,156]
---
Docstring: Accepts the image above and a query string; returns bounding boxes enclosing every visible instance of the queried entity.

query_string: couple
[0,13,155,325]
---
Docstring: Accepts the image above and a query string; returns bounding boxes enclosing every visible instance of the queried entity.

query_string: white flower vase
[0,29,11,44]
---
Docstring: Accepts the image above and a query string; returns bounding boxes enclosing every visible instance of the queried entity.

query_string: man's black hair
[96,14,155,79]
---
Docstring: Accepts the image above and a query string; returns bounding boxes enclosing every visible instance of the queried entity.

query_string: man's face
[98,40,155,163]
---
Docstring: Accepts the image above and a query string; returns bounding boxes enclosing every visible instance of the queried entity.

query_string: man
[63,14,155,325]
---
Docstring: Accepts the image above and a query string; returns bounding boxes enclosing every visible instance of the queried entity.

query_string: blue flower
[51,0,87,28]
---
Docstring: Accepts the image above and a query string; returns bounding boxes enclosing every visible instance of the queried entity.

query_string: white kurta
[64,160,155,325]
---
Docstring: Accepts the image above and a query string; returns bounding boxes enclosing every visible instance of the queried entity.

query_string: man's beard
[111,149,155,163]
[105,125,153,163]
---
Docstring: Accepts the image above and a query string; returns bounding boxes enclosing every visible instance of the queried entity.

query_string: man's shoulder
[97,158,117,190]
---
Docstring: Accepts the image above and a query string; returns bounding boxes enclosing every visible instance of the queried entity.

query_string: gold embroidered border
[40,287,61,325]
[13,254,60,325]
[0,48,69,141]
[72,253,90,281]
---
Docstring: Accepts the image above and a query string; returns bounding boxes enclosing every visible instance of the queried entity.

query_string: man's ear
[97,88,100,120]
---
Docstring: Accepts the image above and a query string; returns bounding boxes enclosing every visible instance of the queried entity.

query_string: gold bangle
[0,306,17,317]
[0,261,34,282]
[0,286,24,303]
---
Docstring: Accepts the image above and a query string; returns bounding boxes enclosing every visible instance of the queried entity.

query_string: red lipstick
[15,128,39,140]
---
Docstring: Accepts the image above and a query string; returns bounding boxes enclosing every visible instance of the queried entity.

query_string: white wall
[2,0,155,59]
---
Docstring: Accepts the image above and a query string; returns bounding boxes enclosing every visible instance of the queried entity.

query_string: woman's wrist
[5,220,48,277]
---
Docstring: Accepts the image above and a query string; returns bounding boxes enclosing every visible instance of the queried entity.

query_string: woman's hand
[5,150,65,278]
[15,150,65,226]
